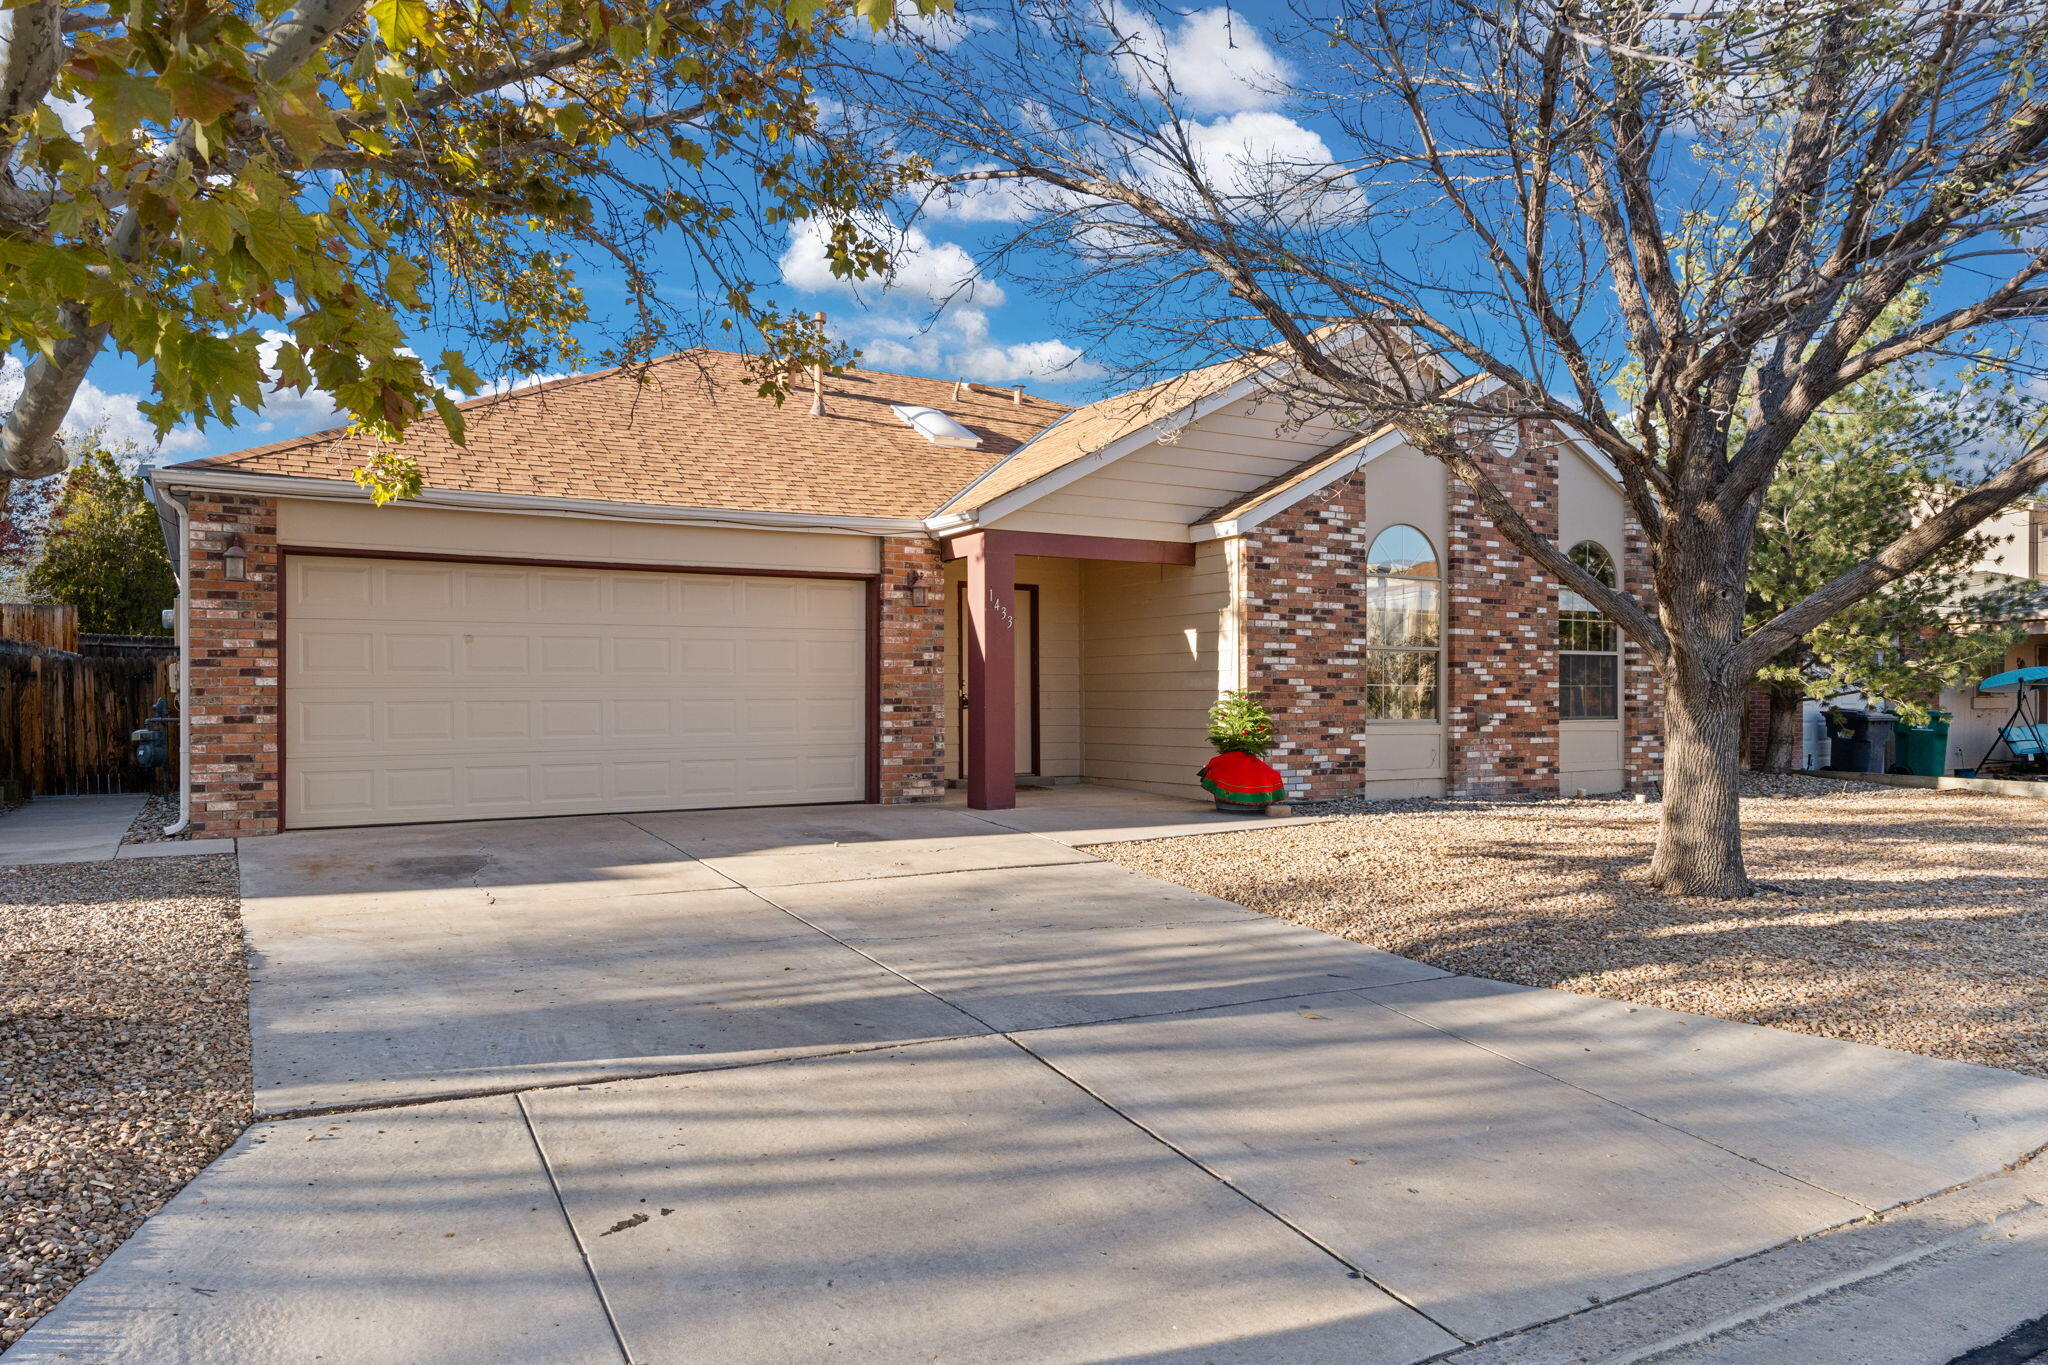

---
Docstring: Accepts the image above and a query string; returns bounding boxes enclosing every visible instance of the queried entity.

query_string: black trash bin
[1826,708,1871,772]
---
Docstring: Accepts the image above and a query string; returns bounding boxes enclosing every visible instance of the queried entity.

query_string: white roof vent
[891,404,983,448]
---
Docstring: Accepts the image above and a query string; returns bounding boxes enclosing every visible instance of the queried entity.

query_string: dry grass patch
[1,855,250,1348]
[1094,777,2048,1078]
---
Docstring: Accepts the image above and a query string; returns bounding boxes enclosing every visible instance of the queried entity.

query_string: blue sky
[0,5,1313,467]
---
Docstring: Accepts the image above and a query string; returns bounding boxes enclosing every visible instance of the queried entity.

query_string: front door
[955,581,1039,784]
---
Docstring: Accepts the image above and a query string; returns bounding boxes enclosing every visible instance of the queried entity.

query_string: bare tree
[836,0,2048,895]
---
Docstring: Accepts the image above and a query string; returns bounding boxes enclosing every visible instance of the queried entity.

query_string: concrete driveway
[13,787,2048,1364]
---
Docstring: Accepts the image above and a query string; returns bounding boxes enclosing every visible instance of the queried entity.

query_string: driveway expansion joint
[517,1092,635,1365]
[992,1027,1476,1346]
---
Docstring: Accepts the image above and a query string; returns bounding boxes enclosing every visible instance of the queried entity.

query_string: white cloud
[1182,110,1341,197]
[1113,7,1291,115]
[48,96,93,140]
[851,307,1106,386]
[780,216,1003,306]
[0,354,207,462]
[475,370,579,398]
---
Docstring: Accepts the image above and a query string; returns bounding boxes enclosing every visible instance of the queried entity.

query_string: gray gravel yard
[120,793,181,845]
[1094,775,2048,1080]
[0,855,248,1350]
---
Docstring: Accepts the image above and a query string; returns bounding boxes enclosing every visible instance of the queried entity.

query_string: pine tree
[1747,320,2043,770]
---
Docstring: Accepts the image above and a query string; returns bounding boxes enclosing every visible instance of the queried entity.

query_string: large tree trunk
[1649,675,1752,897]
[1761,684,1805,773]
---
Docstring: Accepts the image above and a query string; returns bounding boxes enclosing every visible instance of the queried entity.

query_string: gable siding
[988,395,1358,543]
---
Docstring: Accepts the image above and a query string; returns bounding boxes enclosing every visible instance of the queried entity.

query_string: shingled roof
[165,350,1071,522]
[933,354,1261,518]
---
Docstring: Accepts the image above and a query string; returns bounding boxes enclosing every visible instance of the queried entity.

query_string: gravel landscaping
[1094,775,2048,1079]
[120,793,181,845]
[0,855,249,1349]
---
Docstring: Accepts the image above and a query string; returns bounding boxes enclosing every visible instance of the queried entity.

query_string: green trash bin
[1893,710,1951,777]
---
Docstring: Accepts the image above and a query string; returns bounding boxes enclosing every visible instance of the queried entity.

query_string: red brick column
[185,492,281,836]
[1242,477,1373,801]
[1621,518,1666,790]
[1445,432,1560,798]
[876,534,946,803]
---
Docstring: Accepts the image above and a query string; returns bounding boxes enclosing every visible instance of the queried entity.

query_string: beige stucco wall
[988,394,1358,543]
[1556,446,1628,794]
[1078,544,1235,798]
[1977,501,2039,580]
[1557,447,1626,558]
[276,499,880,575]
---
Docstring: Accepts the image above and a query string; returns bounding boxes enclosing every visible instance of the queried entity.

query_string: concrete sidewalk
[13,787,2048,1364]
[0,793,236,864]
[0,794,146,864]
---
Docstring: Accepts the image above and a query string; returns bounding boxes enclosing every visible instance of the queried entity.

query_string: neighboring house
[147,348,1663,836]
[1769,497,2048,774]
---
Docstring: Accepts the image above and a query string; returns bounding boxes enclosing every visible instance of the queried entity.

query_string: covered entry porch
[940,529,1223,811]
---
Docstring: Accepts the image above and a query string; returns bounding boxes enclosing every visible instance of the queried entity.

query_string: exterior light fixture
[222,533,248,581]
[907,569,929,607]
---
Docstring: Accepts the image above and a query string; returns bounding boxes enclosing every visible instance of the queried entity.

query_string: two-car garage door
[284,556,868,829]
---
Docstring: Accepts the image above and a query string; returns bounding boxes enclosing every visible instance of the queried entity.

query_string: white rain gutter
[161,486,194,836]
[148,468,931,537]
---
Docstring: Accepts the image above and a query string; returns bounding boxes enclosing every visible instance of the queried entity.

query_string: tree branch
[0,0,370,485]
[1731,441,2048,678]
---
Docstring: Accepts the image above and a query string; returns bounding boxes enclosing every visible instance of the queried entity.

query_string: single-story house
[147,348,1664,836]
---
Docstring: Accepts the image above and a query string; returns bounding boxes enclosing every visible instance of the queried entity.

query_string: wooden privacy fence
[0,638,177,798]
[0,603,79,652]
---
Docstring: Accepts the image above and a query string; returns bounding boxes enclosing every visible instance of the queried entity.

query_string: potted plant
[1198,691,1287,815]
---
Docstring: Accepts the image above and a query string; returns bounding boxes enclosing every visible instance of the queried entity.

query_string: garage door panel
[610,576,675,615]
[298,630,374,675]
[537,571,604,614]
[385,567,455,610]
[380,632,454,673]
[460,569,532,612]
[612,636,671,672]
[385,700,455,742]
[296,560,375,609]
[299,699,374,743]
[286,558,868,828]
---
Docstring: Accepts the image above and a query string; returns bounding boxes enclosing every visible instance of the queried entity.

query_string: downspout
[161,485,193,836]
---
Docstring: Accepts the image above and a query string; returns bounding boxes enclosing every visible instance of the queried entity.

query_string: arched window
[1364,525,1440,720]
[1559,541,1619,719]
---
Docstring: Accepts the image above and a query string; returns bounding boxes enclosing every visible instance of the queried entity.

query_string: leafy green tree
[24,447,176,635]
[0,0,937,502]
[1746,303,2045,769]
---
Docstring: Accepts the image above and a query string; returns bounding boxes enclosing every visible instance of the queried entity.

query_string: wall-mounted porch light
[906,569,929,607]
[221,533,248,581]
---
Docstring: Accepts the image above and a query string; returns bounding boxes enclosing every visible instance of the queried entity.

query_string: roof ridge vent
[891,404,983,449]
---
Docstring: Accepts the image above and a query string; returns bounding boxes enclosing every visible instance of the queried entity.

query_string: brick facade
[1621,519,1667,789]
[184,493,282,837]
[1238,431,1665,804]
[1241,479,1374,799]
[1444,431,1560,798]
[876,535,947,803]
[173,492,1654,826]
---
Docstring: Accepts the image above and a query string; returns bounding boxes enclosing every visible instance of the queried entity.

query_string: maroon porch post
[961,531,1018,810]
